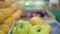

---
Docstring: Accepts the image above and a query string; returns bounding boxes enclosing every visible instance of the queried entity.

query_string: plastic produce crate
[8,10,22,34]
[8,22,16,34]
[8,19,60,34]
[50,10,60,23]
[45,7,60,23]
[43,7,56,20]
[20,7,56,21]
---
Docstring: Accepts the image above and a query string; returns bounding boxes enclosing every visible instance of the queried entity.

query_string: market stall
[0,0,60,34]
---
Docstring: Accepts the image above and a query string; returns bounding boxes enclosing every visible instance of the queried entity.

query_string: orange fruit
[11,10,22,20]
[0,8,15,19]
[4,17,15,27]
[0,24,9,34]
[0,12,5,24]
[0,31,4,34]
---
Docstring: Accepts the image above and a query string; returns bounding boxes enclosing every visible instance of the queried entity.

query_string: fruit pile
[0,8,21,34]
[12,16,51,34]
[0,0,22,34]
[21,10,51,18]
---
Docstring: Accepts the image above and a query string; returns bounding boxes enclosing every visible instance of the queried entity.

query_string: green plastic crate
[50,10,60,23]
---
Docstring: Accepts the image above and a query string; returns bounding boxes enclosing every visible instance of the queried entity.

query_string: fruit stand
[8,17,60,34]
[8,0,60,34]
[0,0,60,34]
[8,4,58,34]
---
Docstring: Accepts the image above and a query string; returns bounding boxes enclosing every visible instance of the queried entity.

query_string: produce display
[11,15,60,34]
[12,19,51,34]
[0,10,21,34]
[0,0,60,34]
[11,16,50,34]
[0,0,23,34]
[0,0,21,33]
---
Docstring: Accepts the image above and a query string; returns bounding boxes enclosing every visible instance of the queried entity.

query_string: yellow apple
[29,16,43,25]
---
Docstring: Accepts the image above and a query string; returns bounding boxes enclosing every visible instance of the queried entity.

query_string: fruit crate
[8,11,22,34]
[8,19,60,34]
[8,15,21,34]
[43,7,56,20]
[20,8,56,21]
[8,22,16,34]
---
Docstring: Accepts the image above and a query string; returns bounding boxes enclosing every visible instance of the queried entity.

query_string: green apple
[16,20,32,34]
[29,24,51,34]
[41,24,51,32]
[12,27,17,34]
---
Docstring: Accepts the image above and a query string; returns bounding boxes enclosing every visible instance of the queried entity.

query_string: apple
[41,24,51,32]
[29,16,43,25]
[16,20,32,34]
[29,24,51,34]
[12,27,17,34]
